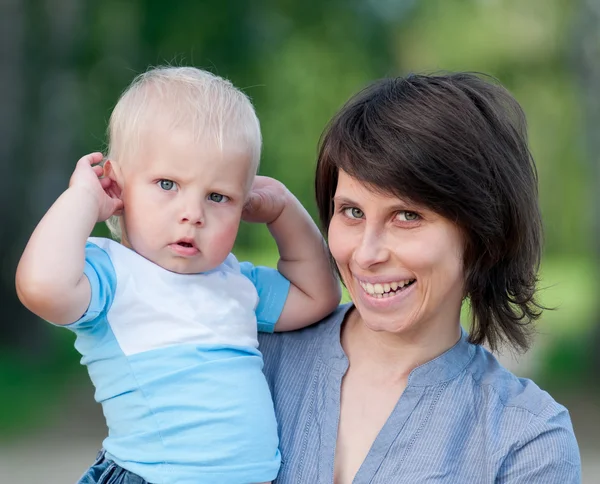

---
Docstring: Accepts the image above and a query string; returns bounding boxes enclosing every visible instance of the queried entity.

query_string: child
[16,66,341,484]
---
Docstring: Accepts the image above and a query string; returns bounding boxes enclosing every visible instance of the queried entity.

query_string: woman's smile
[354,276,417,309]
[357,277,416,297]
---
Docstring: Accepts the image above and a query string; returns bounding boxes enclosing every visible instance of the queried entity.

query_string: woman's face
[328,171,465,337]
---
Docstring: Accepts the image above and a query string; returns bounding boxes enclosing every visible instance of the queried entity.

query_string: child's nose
[180,206,204,226]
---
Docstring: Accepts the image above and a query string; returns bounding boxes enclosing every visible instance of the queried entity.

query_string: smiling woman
[258,72,581,483]
[329,172,464,340]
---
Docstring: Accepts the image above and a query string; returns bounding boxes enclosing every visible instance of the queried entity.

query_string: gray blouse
[258,304,581,483]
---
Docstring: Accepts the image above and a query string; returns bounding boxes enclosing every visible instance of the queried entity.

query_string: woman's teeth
[359,279,416,298]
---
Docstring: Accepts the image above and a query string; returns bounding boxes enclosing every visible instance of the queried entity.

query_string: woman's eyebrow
[332,196,356,205]
[333,195,416,212]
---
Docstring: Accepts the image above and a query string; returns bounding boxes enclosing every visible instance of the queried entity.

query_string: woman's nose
[353,227,389,269]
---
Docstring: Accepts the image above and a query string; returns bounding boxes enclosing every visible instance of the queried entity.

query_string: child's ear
[103,159,120,182]
[103,159,124,215]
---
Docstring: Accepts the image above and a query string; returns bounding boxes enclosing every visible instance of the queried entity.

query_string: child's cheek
[212,219,241,259]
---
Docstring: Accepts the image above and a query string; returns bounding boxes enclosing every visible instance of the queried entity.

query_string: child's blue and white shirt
[64,237,290,484]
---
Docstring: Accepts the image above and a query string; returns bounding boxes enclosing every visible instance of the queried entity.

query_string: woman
[258,73,581,483]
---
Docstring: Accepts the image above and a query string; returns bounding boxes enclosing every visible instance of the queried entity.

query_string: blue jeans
[78,450,148,484]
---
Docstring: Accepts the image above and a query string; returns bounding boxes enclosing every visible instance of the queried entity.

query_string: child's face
[115,124,253,274]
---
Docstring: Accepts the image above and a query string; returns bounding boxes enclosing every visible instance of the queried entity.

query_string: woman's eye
[158,179,176,191]
[398,211,419,222]
[343,207,364,219]
[209,193,229,203]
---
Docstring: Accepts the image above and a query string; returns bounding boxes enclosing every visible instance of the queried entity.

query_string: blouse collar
[321,303,476,386]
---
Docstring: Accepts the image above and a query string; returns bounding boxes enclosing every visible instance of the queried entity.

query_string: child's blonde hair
[105,66,262,239]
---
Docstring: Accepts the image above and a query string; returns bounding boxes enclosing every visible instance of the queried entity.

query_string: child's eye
[397,211,419,222]
[158,179,177,191]
[343,207,364,219]
[208,193,229,203]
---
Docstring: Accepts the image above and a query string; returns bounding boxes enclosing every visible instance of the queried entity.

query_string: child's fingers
[112,199,124,213]
[77,152,104,168]
[242,192,263,219]
[99,177,113,189]
[250,175,275,189]
[243,192,259,211]
[92,165,104,177]
[242,190,283,224]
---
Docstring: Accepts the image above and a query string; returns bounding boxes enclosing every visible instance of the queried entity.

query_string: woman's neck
[341,307,462,382]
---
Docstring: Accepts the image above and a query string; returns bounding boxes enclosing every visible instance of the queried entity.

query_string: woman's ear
[103,159,124,215]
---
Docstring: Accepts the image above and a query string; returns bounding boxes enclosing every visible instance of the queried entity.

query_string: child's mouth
[169,239,199,256]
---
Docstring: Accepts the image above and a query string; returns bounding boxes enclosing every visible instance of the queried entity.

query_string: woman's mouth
[358,279,416,298]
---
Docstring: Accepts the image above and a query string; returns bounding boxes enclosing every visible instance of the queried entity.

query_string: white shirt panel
[89,238,260,356]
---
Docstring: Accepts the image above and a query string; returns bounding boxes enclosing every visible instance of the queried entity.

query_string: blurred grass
[0,330,80,437]
[537,256,599,334]
[2,251,597,434]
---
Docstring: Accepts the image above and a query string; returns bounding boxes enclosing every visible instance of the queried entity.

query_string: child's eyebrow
[149,172,243,195]
[147,170,189,182]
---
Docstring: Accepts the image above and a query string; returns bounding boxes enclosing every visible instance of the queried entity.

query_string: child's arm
[243,176,341,331]
[16,153,123,325]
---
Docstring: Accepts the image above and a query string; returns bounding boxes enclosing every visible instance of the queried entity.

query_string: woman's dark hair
[316,72,543,353]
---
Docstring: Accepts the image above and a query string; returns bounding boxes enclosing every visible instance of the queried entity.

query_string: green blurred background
[1,0,599,482]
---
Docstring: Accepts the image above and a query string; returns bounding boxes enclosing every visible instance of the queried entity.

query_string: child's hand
[69,152,123,222]
[242,176,289,225]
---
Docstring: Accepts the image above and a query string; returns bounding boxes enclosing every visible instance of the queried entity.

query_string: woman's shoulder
[468,345,564,417]
[259,302,349,343]
[258,303,350,378]
[465,345,580,478]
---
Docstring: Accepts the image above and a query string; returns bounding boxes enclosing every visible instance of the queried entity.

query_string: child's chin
[165,259,218,275]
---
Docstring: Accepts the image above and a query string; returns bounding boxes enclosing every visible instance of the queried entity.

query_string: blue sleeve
[239,261,290,333]
[65,241,117,332]
[496,404,581,483]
